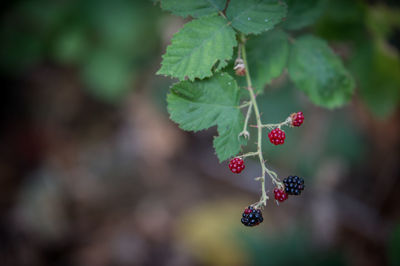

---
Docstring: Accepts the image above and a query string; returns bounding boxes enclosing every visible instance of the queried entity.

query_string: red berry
[268,128,286,145]
[274,188,288,202]
[229,157,245,174]
[291,112,304,127]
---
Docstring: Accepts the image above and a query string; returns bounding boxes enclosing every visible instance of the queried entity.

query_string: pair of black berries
[283,175,305,196]
[241,206,263,227]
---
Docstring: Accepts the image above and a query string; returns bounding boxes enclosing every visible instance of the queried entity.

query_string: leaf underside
[247,29,289,92]
[283,0,327,30]
[167,73,246,162]
[288,35,355,108]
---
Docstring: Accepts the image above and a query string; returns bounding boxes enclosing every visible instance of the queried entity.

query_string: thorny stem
[239,34,283,208]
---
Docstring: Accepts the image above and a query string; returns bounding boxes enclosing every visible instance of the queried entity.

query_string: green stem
[239,34,285,207]
[237,151,259,159]
[240,36,269,207]
[260,116,292,129]
[238,101,251,109]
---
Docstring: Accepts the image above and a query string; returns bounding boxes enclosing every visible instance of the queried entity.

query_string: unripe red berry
[274,188,288,202]
[229,157,245,173]
[268,128,285,145]
[291,112,304,127]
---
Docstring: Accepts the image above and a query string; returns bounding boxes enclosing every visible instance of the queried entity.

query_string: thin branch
[222,0,231,16]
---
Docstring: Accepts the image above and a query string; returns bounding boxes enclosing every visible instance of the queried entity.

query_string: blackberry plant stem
[241,37,269,207]
[240,34,283,207]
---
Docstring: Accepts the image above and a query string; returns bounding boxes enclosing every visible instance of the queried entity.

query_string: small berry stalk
[231,35,305,211]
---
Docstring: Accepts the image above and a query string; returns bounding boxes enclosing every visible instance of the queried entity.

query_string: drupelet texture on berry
[283,176,305,195]
[274,188,288,202]
[291,112,304,127]
[229,158,245,173]
[241,206,263,227]
[268,128,286,145]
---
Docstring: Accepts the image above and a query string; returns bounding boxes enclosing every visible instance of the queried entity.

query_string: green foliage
[160,0,226,18]
[283,0,327,30]
[82,50,134,103]
[226,0,287,35]
[157,15,237,81]
[389,224,400,266]
[288,35,355,108]
[167,73,246,161]
[350,42,400,117]
[0,0,161,102]
[247,29,289,92]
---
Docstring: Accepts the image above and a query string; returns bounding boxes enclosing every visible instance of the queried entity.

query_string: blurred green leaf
[53,28,88,64]
[350,42,400,117]
[167,73,246,161]
[314,0,366,42]
[226,0,287,35]
[247,29,289,92]
[160,0,225,18]
[288,35,355,108]
[283,0,327,30]
[82,51,134,103]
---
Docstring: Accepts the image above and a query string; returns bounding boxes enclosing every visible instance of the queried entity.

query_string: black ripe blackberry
[283,175,304,195]
[241,206,263,227]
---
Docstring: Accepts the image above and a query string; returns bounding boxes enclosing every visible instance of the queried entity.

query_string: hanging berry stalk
[230,34,305,211]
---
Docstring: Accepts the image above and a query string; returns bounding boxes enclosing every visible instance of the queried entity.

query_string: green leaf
[247,29,289,92]
[288,35,355,108]
[283,0,327,30]
[226,0,287,35]
[157,15,237,81]
[160,0,226,18]
[350,42,400,118]
[167,73,246,161]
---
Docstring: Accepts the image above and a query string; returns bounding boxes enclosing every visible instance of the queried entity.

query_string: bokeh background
[1,0,400,265]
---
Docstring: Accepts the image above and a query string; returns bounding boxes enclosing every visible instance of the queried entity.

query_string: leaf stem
[238,101,251,109]
[237,151,259,158]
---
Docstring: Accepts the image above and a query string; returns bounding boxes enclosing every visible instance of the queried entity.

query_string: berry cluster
[268,128,286,145]
[229,158,245,173]
[291,112,304,127]
[283,176,304,195]
[274,188,288,202]
[241,206,263,227]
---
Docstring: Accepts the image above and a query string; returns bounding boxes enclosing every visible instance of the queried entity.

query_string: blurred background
[1,0,400,265]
